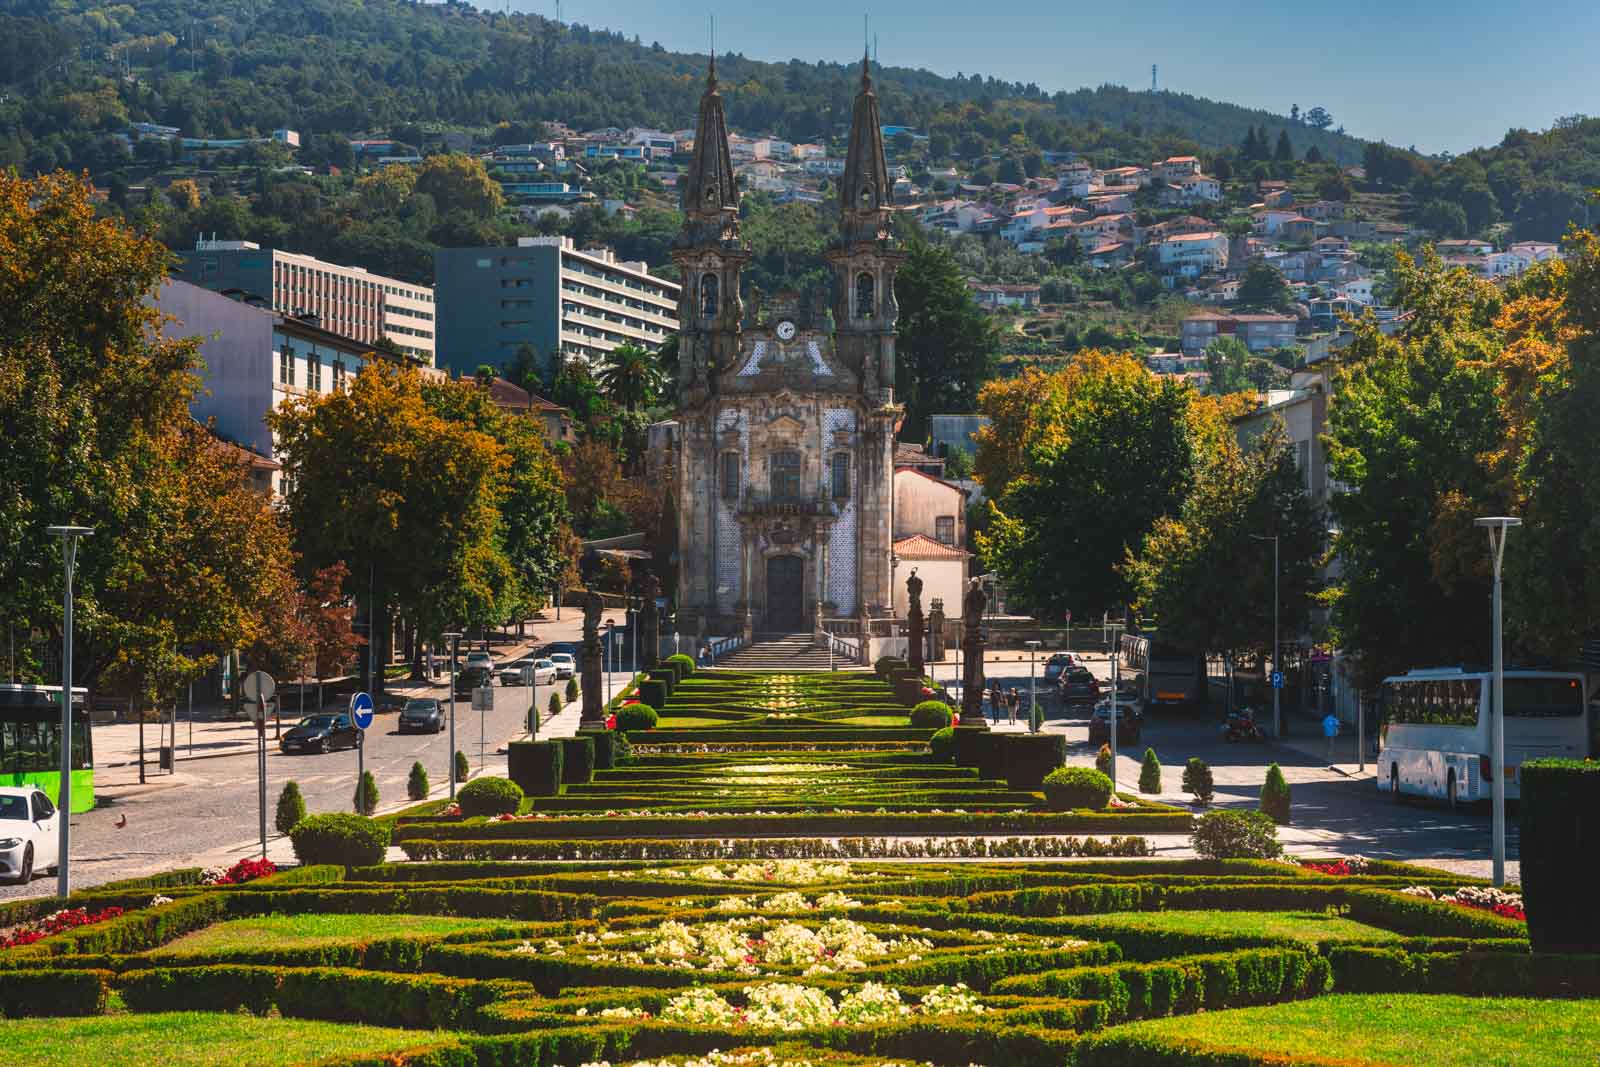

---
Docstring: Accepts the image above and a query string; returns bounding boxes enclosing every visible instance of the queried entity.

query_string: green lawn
[154,913,515,954]
[834,714,913,726]
[651,716,734,727]
[1081,994,1600,1066]
[0,1012,450,1066]
[1064,910,1401,943]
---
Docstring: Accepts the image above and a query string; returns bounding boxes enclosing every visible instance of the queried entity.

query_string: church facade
[670,55,901,638]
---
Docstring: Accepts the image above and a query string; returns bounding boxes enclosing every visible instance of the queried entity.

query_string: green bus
[0,684,94,813]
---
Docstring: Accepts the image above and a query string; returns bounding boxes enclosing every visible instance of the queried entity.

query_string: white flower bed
[654,860,863,884]
[570,1045,977,1067]
[656,981,986,1031]
[561,917,933,976]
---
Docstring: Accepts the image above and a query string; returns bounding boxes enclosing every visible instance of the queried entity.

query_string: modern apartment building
[154,279,390,495]
[174,240,436,365]
[433,236,679,378]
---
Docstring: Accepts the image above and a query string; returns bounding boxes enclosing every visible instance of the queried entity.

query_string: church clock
[775,320,797,341]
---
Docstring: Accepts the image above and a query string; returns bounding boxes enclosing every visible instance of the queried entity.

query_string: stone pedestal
[906,569,925,676]
[960,578,988,726]
[579,588,606,727]
[927,598,946,661]
[639,576,662,670]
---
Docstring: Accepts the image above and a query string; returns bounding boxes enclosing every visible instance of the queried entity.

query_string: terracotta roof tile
[894,533,968,560]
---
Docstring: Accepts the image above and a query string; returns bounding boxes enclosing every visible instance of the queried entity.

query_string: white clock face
[776,320,797,341]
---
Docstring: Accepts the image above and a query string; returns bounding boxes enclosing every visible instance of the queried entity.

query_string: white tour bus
[1376,667,1589,808]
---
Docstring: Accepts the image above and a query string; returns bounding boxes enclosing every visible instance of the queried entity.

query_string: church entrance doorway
[765,555,805,632]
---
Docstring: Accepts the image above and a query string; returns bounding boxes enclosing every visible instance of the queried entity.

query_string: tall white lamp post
[1475,516,1520,888]
[1250,534,1281,738]
[46,525,92,898]
[443,631,462,798]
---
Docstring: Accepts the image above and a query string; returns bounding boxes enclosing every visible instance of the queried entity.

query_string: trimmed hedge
[1519,758,1600,954]
[664,653,695,680]
[1328,946,1600,997]
[975,732,1009,783]
[580,728,621,770]
[616,703,659,731]
[289,813,391,867]
[928,727,955,761]
[122,964,281,1014]
[638,679,669,709]
[1004,734,1067,791]
[457,776,524,818]
[952,725,988,768]
[0,968,111,1016]
[558,736,596,785]
[508,739,564,797]
[1042,767,1114,811]
[910,700,955,729]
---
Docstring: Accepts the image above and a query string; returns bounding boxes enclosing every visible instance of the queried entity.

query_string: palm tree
[596,343,665,411]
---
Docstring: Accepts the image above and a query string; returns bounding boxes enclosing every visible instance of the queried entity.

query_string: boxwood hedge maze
[1,667,1593,1065]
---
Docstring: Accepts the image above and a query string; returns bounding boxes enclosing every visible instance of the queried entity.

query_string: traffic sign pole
[241,672,276,859]
[350,693,374,812]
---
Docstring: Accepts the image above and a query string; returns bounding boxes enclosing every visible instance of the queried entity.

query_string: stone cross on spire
[839,46,892,246]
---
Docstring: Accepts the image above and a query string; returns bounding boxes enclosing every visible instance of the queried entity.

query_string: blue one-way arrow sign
[350,691,374,731]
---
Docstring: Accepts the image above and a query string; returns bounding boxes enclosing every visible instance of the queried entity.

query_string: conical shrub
[1095,743,1113,777]
[1138,747,1162,794]
[1182,757,1214,805]
[407,760,430,801]
[275,780,306,835]
[1261,762,1292,824]
[353,770,379,816]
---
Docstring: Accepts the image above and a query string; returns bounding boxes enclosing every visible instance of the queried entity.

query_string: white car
[463,651,495,674]
[499,657,557,687]
[548,653,577,679]
[0,786,60,885]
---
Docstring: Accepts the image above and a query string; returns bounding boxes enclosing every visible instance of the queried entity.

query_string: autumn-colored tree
[165,178,201,212]
[413,153,504,219]
[268,362,510,697]
[302,562,364,707]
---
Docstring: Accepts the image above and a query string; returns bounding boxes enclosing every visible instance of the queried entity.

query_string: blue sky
[510,0,1600,154]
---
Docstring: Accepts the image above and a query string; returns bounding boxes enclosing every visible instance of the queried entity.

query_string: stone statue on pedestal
[906,568,925,675]
[961,578,987,725]
[580,587,606,727]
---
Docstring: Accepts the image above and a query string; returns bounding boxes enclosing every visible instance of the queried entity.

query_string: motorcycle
[1222,707,1266,743]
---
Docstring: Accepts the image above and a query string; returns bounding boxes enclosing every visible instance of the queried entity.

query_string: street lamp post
[1475,516,1521,888]
[1107,619,1124,792]
[443,631,463,798]
[46,525,92,899]
[1025,640,1042,733]
[604,621,615,704]
[1251,534,1281,738]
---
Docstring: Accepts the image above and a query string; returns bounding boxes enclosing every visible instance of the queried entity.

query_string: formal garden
[1,662,1595,1065]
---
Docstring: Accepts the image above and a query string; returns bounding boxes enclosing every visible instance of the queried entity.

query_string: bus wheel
[1389,766,1401,802]
[1446,770,1458,813]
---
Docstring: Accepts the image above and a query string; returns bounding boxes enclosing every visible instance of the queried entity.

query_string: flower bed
[0,905,126,950]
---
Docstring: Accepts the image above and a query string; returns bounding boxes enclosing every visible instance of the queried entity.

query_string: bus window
[1504,677,1584,717]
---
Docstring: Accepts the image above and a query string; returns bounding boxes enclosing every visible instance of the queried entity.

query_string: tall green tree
[894,236,999,439]
[595,343,666,411]
[1238,260,1294,311]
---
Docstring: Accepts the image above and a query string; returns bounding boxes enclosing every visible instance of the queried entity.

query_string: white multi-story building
[1157,231,1229,276]
[175,240,436,365]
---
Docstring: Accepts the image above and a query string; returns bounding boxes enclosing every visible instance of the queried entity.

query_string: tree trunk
[409,622,425,681]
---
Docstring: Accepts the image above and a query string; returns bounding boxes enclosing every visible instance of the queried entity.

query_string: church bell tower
[827,49,904,407]
[673,56,748,406]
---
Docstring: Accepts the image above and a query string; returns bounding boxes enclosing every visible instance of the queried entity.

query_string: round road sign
[350,691,374,731]
[241,671,276,703]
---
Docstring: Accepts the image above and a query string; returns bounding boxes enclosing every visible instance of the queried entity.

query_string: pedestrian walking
[1322,712,1341,767]
[1008,687,1019,725]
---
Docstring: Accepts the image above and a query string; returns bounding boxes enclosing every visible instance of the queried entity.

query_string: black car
[1087,699,1143,745]
[398,698,444,734]
[1058,666,1101,707]
[280,713,359,754]
[454,666,493,696]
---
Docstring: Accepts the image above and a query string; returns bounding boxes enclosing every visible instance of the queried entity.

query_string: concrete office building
[433,236,679,378]
[174,240,436,365]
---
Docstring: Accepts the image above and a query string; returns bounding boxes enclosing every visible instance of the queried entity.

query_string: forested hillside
[0,0,1368,175]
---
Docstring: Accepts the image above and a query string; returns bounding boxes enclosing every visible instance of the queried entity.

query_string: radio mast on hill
[1151,64,1158,92]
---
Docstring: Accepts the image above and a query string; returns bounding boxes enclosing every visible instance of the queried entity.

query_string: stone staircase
[711,633,848,672]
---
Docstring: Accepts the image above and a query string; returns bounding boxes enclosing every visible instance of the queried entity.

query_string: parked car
[398,698,444,734]
[455,666,493,696]
[463,650,495,674]
[1043,653,1077,685]
[549,652,577,679]
[499,657,556,687]
[1087,698,1143,745]
[0,787,58,884]
[279,713,359,754]
[1057,666,1101,708]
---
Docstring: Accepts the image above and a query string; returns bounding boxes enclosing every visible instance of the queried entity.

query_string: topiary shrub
[289,813,390,867]
[507,739,563,796]
[565,677,579,703]
[1042,767,1114,811]
[975,731,1008,782]
[910,700,955,729]
[1005,733,1068,791]
[353,770,379,815]
[874,655,907,679]
[618,703,659,731]
[547,691,562,717]
[638,679,668,709]
[581,727,620,769]
[457,776,524,817]
[1520,758,1600,953]
[407,761,430,801]
[1182,757,1214,805]
[1192,809,1282,859]
[952,725,988,767]
[664,653,695,680]
[1138,747,1162,794]
[274,780,306,835]
[559,735,596,785]
[1260,762,1291,824]
[1095,743,1113,778]
[455,750,470,786]
[928,726,955,761]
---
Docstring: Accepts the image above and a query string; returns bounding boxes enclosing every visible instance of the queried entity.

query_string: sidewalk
[1271,727,1379,782]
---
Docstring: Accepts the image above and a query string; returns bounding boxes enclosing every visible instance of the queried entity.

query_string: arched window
[854,272,875,320]
[831,452,851,499]
[770,451,801,500]
[700,272,719,318]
